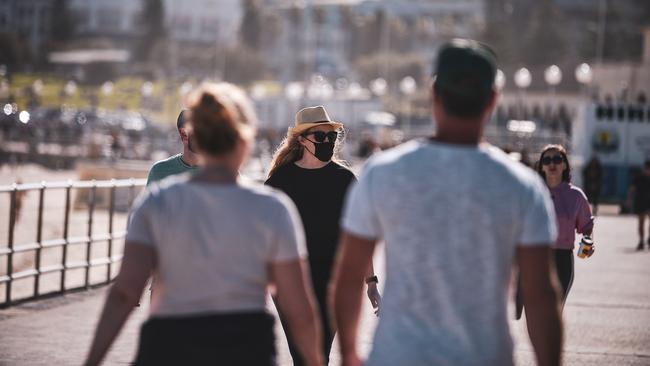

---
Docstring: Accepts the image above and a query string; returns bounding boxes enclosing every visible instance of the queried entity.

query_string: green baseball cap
[433,39,497,98]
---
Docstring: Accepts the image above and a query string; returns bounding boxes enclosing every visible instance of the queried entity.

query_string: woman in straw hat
[266,105,381,365]
[85,84,324,366]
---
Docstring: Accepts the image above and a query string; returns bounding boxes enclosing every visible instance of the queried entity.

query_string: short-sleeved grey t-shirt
[127,174,306,317]
[342,140,557,366]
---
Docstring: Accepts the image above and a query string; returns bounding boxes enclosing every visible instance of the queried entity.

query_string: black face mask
[307,141,335,162]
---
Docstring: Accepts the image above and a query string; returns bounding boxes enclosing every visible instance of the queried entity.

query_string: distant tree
[260,12,282,53]
[50,0,74,47]
[481,0,538,66]
[521,0,568,66]
[366,9,386,55]
[0,33,31,72]
[135,0,167,62]
[600,0,650,62]
[313,6,327,25]
[286,5,305,80]
[414,16,434,46]
[288,4,303,29]
[240,0,263,50]
[338,5,356,60]
[481,16,520,65]
[222,46,268,84]
[388,17,409,53]
[262,13,282,39]
[313,6,327,50]
[482,0,650,67]
[339,5,354,29]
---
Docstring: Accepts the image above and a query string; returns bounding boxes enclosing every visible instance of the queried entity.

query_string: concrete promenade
[1,206,649,365]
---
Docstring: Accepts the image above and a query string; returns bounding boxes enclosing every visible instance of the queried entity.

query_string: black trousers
[516,249,574,319]
[276,260,335,366]
[134,312,276,366]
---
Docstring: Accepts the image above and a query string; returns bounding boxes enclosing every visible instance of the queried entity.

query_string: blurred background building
[0,0,649,199]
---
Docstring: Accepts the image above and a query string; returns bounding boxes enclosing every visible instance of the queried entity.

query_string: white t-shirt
[126,174,307,317]
[342,140,557,366]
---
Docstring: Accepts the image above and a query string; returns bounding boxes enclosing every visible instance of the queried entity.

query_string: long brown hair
[536,144,571,183]
[267,126,346,178]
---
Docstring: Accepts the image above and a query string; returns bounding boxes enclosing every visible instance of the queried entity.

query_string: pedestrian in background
[331,39,563,366]
[144,110,200,302]
[266,105,381,365]
[517,144,595,319]
[629,161,650,250]
[582,156,603,215]
[146,110,199,186]
[84,83,324,366]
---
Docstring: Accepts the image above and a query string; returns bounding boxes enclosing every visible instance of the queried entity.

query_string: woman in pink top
[517,144,594,318]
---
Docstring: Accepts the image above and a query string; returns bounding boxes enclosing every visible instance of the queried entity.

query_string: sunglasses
[541,155,564,166]
[303,131,338,143]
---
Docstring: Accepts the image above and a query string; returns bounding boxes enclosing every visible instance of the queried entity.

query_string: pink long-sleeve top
[549,182,594,250]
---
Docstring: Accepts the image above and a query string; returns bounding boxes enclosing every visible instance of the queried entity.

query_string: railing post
[34,182,45,296]
[85,181,96,289]
[106,180,115,283]
[60,181,71,292]
[5,185,17,305]
[128,179,136,209]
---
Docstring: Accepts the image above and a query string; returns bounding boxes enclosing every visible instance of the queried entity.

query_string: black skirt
[634,196,650,214]
[134,311,276,366]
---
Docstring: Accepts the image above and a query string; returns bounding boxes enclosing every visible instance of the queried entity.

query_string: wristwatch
[365,275,378,284]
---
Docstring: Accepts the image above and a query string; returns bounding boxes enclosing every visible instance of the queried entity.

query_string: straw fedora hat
[290,106,343,135]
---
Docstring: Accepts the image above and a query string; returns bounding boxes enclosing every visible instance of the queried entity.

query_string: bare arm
[518,246,563,366]
[577,193,595,237]
[365,260,376,279]
[330,231,377,366]
[84,242,155,366]
[364,254,381,313]
[271,259,324,366]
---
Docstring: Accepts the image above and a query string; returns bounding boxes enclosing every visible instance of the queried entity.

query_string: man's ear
[179,128,188,143]
[486,89,498,112]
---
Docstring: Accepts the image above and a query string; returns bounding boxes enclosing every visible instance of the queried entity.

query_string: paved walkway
[1,209,649,365]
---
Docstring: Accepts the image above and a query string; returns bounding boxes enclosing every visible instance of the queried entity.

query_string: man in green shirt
[147,110,199,185]
[141,110,199,305]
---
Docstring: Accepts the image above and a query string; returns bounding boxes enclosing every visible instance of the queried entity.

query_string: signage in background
[592,128,620,154]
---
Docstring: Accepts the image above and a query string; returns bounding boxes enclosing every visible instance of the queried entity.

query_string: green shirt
[146,153,197,186]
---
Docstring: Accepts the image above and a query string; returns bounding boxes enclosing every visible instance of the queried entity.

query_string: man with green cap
[332,39,563,366]
[146,110,199,186]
